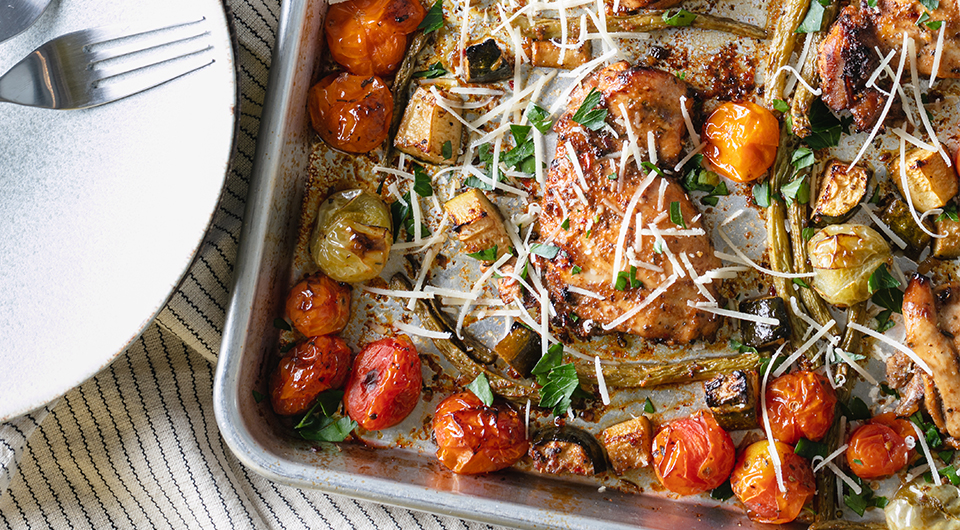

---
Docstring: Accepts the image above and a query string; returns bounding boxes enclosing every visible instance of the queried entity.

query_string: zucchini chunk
[703,369,760,431]
[443,189,513,263]
[811,159,868,227]
[527,40,592,70]
[599,416,653,475]
[934,216,960,258]
[393,86,462,165]
[463,39,513,83]
[879,195,933,251]
[891,148,959,212]
[529,426,608,476]
[493,323,541,377]
[738,296,791,350]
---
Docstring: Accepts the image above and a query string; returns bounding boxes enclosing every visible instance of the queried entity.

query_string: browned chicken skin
[537,62,721,345]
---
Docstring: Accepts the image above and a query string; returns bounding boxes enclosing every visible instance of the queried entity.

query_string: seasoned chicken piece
[538,62,721,344]
[903,275,960,439]
[872,0,960,77]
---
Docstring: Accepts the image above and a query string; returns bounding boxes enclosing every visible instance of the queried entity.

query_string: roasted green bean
[512,11,767,41]
[577,352,762,388]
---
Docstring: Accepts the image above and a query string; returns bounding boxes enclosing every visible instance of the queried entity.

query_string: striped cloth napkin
[0,0,508,528]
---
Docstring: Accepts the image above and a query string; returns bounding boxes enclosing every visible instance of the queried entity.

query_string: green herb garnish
[466,373,494,406]
[571,88,608,131]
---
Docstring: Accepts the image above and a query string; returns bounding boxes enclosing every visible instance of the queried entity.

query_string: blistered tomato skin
[308,73,393,154]
[651,411,736,495]
[433,392,529,475]
[846,422,910,479]
[702,102,780,183]
[765,370,837,444]
[325,0,426,76]
[344,336,422,431]
[269,336,353,416]
[731,441,816,524]
[285,273,352,338]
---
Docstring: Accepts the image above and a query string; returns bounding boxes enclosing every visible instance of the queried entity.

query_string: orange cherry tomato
[871,411,917,443]
[344,336,421,431]
[765,370,837,444]
[651,411,736,495]
[285,273,352,338]
[325,0,426,76]
[269,335,352,416]
[702,102,780,183]
[846,416,911,479]
[308,72,393,154]
[433,392,529,475]
[731,441,816,524]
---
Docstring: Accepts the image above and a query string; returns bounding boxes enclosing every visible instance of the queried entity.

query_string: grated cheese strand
[825,462,862,495]
[772,64,822,96]
[861,204,908,249]
[848,33,909,171]
[848,321,933,374]
[611,171,656,287]
[601,276,677,331]
[362,285,433,299]
[912,421,942,486]
[899,136,946,239]
[812,444,850,473]
[394,322,451,339]
[595,356,610,405]
[773,319,837,377]
[833,347,880,386]
[691,302,779,325]
[908,37,951,167]
[930,22,946,88]
[761,347,788,493]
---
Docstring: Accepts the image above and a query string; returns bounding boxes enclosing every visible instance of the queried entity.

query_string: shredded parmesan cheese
[773,319,837,377]
[568,286,605,300]
[394,322,451,339]
[595,356,610,405]
[849,33,910,171]
[601,276,677,331]
[848,321,933,374]
[760,348,787,493]
[930,22,946,88]
[861,204,908,249]
[913,421,942,486]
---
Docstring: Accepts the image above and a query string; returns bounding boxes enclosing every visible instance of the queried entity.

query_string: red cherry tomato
[344,336,421,431]
[308,73,393,154]
[702,102,780,183]
[325,0,426,76]
[765,370,837,444]
[731,441,816,524]
[433,392,529,475]
[285,273,351,338]
[269,335,352,416]
[846,419,911,479]
[651,411,736,495]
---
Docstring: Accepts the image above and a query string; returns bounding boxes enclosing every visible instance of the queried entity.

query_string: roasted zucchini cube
[739,296,791,350]
[463,39,513,83]
[891,147,958,212]
[494,323,541,377]
[394,86,462,166]
[599,416,653,475]
[443,189,512,263]
[703,369,760,431]
[528,40,592,70]
[879,195,933,251]
[530,426,608,476]
[811,159,868,226]
[935,215,960,258]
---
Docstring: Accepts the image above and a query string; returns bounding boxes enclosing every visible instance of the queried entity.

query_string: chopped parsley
[530,243,561,259]
[796,0,830,34]
[252,390,266,403]
[294,390,356,442]
[441,140,453,160]
[571,88,608,131]
[467,245,498,261]
[466,373,494,406]
[417,0,444,33]
[662,8,697,26]
[531,344,586,416]
[571,265,582,275]
[615,266,643,291]
[753,181,773,208]
[791,147,816,170]
[643,397,656,413]
[802,227,816,241]
[413,61,447,79]
[781,175,810,206]
[669,201,686,228]
[413,165,433,197]
[527,104,553,134]
[937,203,959,222]
[869,264,904,313]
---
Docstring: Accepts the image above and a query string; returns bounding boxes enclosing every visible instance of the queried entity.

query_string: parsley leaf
[873,288,905,314]
[539,364,581,416]
[917,11,932,26]
[920,0,940,9]
[644,397,656,413]
[793,278,811,289]
[711,480,734,501]
[802,227,816,241]
[417,0,444,33]
[731,339,759,354]
[795,438,829,459]
[843,476,885,517]
[413,165,433,197]
[561,218,570,230]
[867,0,877,6]
[413,61,447,79]
[294,390,356,442]
[442,140,453,160]
[467,245,498,261]
[641,161,665,176]
[880,381,900,398]
[804,99,848,149]
[753,181,772,208]
[869,264,901,293]
[466,373,494,406]
[937,203,959,222]
[840,396,871,421]
[571,265,582,275]
[772,99,790,113]
[531,343,565,385]
[530,243,560,259]
[615,266,643,291]
[662,8,697,26]
[669,201,686,228]
[791,147,816,170]
[781,175,810,206]
[796,0,829,34]
[571,88,608,130]
[527,104,553,134]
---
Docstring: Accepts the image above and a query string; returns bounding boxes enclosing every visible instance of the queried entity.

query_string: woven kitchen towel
[0,0,507,528]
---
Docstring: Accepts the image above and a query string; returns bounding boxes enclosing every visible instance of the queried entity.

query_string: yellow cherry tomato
[702,102,780,183]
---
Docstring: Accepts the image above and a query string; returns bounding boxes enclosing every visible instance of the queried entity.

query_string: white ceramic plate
[0,0,236,421]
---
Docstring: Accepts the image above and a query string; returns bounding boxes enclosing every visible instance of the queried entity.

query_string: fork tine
[89,32,212,81]
[82,19,208,64]
[86,48,215,107]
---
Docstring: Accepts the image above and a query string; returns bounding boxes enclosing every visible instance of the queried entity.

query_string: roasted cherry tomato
[731,441,816,524]
[846,415,912,479]
[765,370,837,444]
[308,73,393,154]
[433,391,529,475]
[651,411,736,495]
[702,102,779,183]
[285,272,351,338]
[325,0,426,76]
[269,335,352,416]
[344,336,421,431]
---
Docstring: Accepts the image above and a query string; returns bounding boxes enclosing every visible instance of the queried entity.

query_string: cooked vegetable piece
[811,159,868,226]
[529,426,608,476]
[602,0,679,15]
[463,39,513,83]
[393,86,462,165]
[807,224,891,307]
[892,147,959,212]
[765,370,837,444]
[308,73,393,153]
[651,411,735,495]
[324,0,426,76]
[270,336,352,416]
[703,369,759,431]
[494,323,541,378]
[731,440,816,524]
[846,422,910,480]
[739,297,791,350]
[285,273,352,338]
[934,216,960,258]
[576,351,762,388]
[343,335,422,431]
[880,196,933,251]
[311,189,392,283]
[599,416,653,475]
[444,189,512,263]
[512,10,766,39]
[528,40,592,69]
[433,391,528,474]
[702,102,780,183]
[885,481,960,530]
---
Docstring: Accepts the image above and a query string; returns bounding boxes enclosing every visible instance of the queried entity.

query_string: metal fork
[0,18,215,109]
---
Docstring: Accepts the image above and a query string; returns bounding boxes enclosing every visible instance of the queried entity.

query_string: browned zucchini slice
[879,195,933,251]
[529,426,607,476]
[463,39,513,83]
[703,369,760,431]
[494,323,541,377]
[811,159,868,227]
[739,296,791,350]
[598,416,653,475]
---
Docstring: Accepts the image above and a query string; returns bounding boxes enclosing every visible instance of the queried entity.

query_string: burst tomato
[285,273,351,338]
[344,336,421,431]
[731,440,816,524]
[765,370,837,444]
[432,392,529,475]
[702,102,779,183]
[846,414,912,479]
[269,335,352,416]
[308,72,393,154]
[325,0,426,76]
[651,411,736,495]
